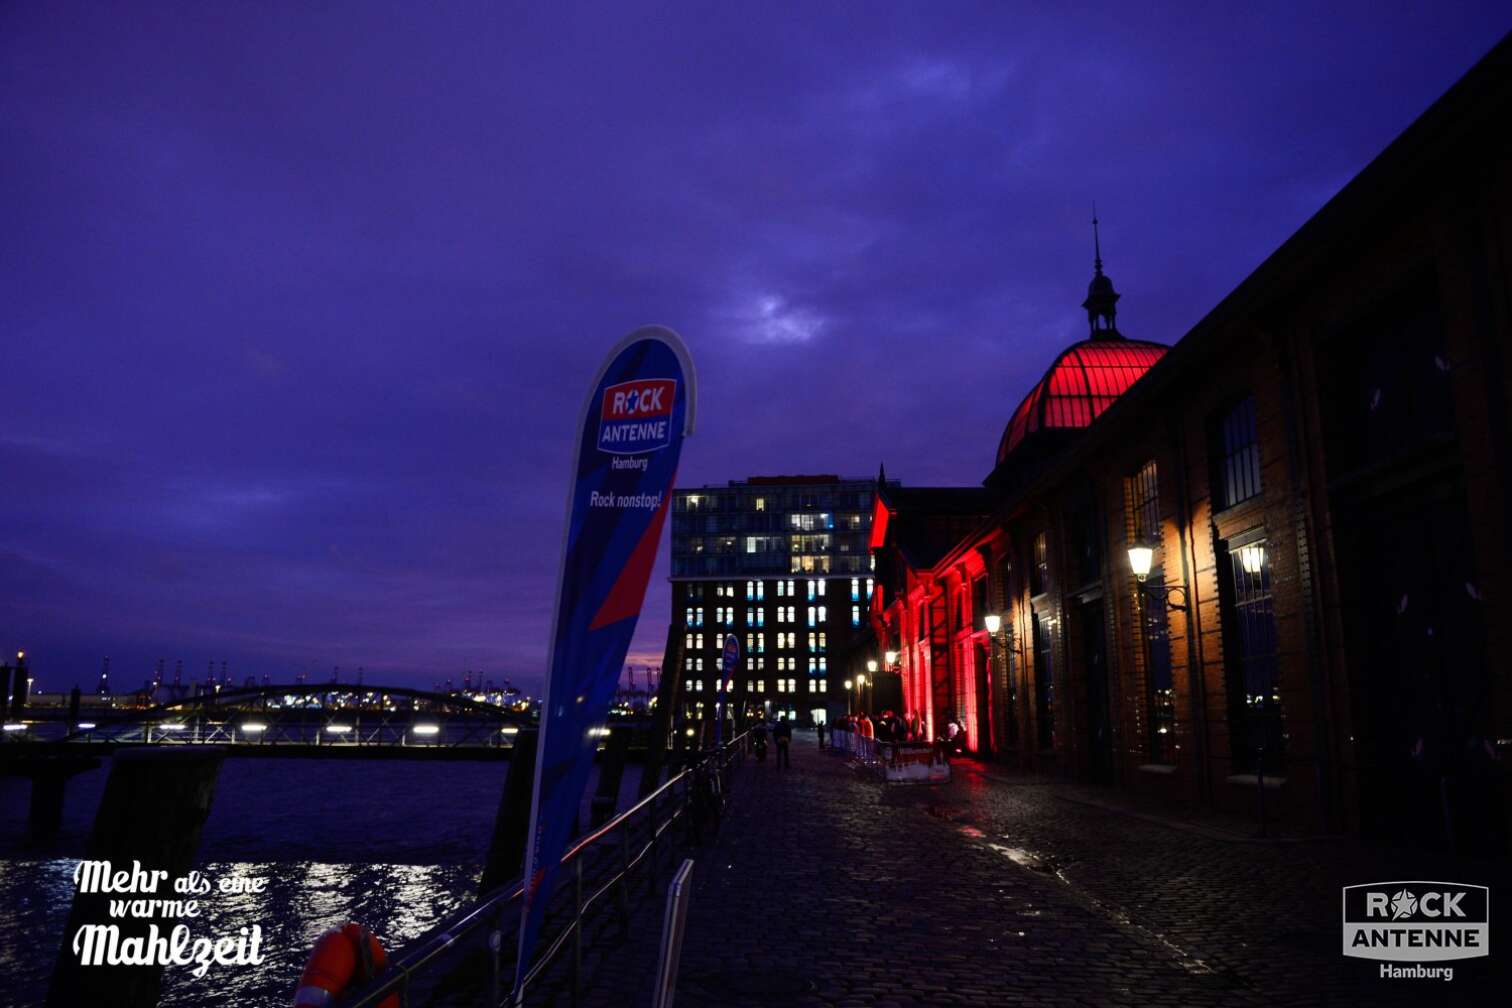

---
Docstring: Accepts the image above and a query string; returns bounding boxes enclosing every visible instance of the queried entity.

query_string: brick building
[871,38,1512,844]
[666,475,885,729]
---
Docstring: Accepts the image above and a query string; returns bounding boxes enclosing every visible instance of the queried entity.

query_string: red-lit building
[870,39,1512,844]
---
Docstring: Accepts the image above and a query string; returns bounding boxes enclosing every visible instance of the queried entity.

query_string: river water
[0,756,639,1008]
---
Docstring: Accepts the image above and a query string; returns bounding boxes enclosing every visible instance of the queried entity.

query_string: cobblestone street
[667,734,1509,1007]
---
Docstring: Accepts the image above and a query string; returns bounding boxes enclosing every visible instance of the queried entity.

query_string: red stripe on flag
[588,482,674,631]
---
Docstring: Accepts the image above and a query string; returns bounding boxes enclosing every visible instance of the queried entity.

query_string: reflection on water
[0,758,641,1007]
[163,861,479,1007]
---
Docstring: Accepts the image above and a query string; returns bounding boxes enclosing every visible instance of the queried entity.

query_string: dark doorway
[1340,477,1495,851]
[1320,274,1502,853]
[1079,601,1114,784]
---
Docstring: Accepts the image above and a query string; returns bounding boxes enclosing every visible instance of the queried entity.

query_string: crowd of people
[827,709,964,751]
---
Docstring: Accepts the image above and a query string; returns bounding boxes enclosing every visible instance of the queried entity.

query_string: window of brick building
[1221,536,1284,774]
[1213,396,1262,510]
[1064,484,1102,586]
[998,556,1018,745]
[1141,574,1176,763]
[1030,532,1049,597]
[1128,459,1159,544]
[1033,611,1055,751]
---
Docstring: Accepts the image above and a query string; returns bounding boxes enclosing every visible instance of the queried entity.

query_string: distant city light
[76,722,96,730]
[325,725,352,734]
[241,723,267,733]
[3,723,26,732]
[501,726,520,735]
[412,724,440,736]
[588,727,610,737]
[159,722,186,731]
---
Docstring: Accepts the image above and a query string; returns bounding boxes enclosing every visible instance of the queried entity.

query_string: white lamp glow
[884,650,898,665]
[1127,545,1154,581]
[984,613,1002,634]
[1239,544,1265,574]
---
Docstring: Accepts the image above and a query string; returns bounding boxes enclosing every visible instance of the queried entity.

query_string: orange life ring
[293,922,398,1008]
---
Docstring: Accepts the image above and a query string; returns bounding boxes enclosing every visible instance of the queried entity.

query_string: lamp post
[983,613,1002,750]
[1126,544,1189,608]
[855,673,868,715]
[842,679,853,715]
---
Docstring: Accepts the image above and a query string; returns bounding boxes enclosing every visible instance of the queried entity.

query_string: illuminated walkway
[659,735,1509,1008]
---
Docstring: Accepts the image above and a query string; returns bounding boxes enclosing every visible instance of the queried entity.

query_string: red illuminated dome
[995,338,1168,463]
[992,217,1168,469]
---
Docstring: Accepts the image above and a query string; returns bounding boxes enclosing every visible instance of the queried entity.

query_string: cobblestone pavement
[663,734,1509,1008]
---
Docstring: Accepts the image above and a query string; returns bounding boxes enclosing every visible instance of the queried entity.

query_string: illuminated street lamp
[866,659,878,674]
[1126,543,1189,607]
[983,613,1002,635]
[843,679,854,714]
[884,650,898,666]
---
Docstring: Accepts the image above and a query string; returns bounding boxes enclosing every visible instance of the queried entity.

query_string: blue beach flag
[515,326,695,993]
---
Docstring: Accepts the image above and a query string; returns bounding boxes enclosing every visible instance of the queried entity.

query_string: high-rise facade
[668,475,885,726]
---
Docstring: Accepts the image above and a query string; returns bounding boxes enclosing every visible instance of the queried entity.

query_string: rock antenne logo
[598,379,676,455]
[1342,881,1488,964]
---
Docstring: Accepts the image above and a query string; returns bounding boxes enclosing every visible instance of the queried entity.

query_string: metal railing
[336,731,749,1008]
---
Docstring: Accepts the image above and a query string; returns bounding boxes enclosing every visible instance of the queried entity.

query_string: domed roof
[995,338,1168,464]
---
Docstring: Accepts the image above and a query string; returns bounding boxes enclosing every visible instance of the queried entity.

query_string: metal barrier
[650,859,695,1008]
[336,731,749,1008]
[829,729,950,783]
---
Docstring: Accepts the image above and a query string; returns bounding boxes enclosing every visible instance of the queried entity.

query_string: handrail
[513,731,749,995]
[335,730,748,1008]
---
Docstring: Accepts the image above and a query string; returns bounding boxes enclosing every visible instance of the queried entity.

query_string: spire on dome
[1081,206,1122,339]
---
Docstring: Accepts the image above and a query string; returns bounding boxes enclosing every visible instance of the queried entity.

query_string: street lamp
[866,659,878,674]
[1126,543,1189,607]
[884,650,898,666]
[983,613,1001,635]
[843,679,854,714]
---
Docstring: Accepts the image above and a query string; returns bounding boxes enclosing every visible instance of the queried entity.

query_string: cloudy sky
[4,3,1507,693]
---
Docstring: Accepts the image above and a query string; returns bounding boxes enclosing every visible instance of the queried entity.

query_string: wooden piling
[638,625,685,798]
[478,728,538,895]
[46,746,225,1008]
[22,753,100,844]
[588,725,633,827]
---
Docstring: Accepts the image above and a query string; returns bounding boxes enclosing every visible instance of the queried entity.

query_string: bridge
[1,683,655,850]
[2,683,561,758]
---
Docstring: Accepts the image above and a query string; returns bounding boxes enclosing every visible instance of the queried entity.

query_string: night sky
[4,3,1508,694]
